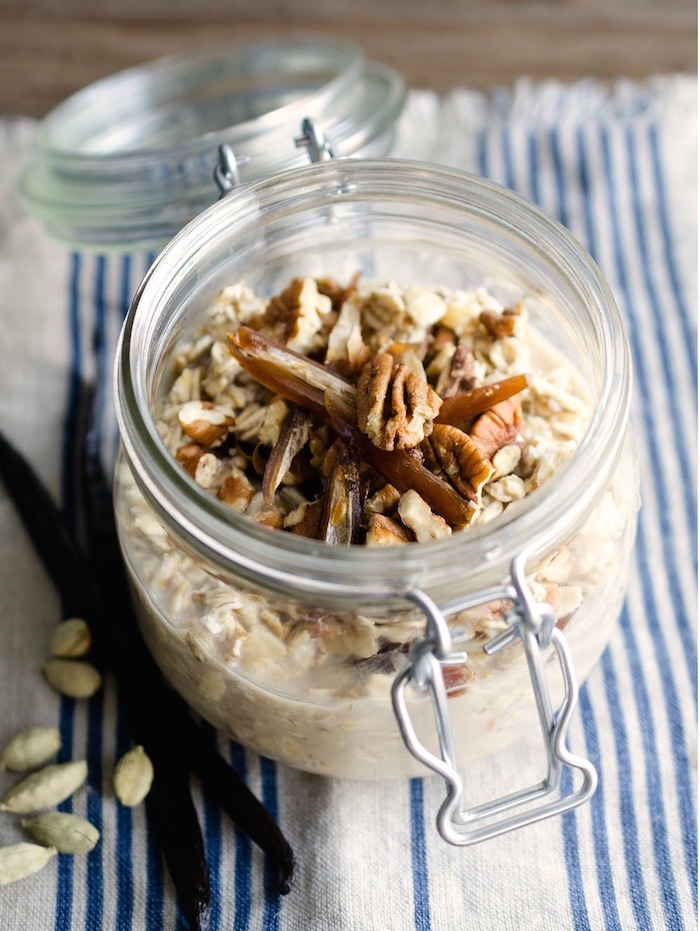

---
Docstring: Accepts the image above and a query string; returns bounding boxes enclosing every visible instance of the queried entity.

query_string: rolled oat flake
[0,726,61,772]
[22,812,100,855]
[0,843,57,885]
[0,759,88,814]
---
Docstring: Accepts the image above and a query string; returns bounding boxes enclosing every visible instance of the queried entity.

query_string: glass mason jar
[114,159,640,803]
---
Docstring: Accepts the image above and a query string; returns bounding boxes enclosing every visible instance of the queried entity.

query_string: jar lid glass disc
[18,37,406,250]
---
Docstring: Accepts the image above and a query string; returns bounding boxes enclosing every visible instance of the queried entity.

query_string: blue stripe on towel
[260,757,282,931]
[409,777,431,931]
[598,126,698,909]
[229,743,252,931]
[600,648,652,929]
[647,124,698,384]
[578,686,622,931]
[561,766,591,931]
[202,726,222,931]
[624,125,698,553]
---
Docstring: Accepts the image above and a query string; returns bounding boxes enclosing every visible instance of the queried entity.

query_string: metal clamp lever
[391,550,597,845]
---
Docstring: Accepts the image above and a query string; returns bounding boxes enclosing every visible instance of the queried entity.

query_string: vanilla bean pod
[78,370,295,894]
[0,426,294,916]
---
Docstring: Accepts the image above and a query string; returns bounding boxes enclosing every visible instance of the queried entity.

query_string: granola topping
[153,276,591,545]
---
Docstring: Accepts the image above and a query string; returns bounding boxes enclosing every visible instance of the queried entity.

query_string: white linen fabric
[0,78,696,931]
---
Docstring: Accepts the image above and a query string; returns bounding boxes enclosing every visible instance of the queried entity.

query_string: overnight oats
[115,270,638,779]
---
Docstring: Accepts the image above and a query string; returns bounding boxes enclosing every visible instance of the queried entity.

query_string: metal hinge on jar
[214,117,336,197]
[392,549,597,845]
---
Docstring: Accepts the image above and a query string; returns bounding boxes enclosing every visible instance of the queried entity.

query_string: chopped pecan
[366,513,412,546]
[178,400,234,447]
[176,443,205,478]
[429,424,493,502]
[479,307,521,339]
[250,509,285,530]
[442,663,475,698]
[316,271,360,312]
[356,353,441,451]
[365,483,401,515]
[218,468,255,511]
[397,489,452,542]
[470,397,522,460]
[284,499,323,538]
[260,277,332,354]
[324,300,370,377]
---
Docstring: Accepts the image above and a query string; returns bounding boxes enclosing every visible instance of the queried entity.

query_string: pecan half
[469,397,522,460]
[429,424,493,502]
[356,353,441,451]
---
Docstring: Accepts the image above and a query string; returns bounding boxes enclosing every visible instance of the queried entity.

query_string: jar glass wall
[114,160,639,780]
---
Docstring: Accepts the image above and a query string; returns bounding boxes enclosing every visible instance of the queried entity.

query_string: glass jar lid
[18,37,406,250]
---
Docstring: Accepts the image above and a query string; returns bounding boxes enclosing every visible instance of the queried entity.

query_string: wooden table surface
[0,0,696,117]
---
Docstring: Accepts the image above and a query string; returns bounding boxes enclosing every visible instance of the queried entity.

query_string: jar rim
[18,37,406,250]
[115,158,632,604]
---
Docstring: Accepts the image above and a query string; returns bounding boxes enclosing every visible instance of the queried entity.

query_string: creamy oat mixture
[115,275,636,776]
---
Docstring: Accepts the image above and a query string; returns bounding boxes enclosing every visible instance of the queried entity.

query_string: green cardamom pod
[0,726,61,773]
[0,843,57,885]
[49,618,92,659]
[42,659,101,699]
[22,812,99,854]
[0,760,88,814]
[113,746,154,807]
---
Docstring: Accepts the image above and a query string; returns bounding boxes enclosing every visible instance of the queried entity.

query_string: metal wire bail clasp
[213,143,246,197]
[391,550,597,846]
[294,117,336,162]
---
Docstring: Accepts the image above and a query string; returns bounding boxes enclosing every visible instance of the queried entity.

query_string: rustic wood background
[0,0,696,117]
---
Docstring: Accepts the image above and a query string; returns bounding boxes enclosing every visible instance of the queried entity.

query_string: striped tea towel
[0,76,696,930]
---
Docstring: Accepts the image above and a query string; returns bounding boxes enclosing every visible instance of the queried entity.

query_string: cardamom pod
[0,760,88,814]
[0,726,61,773]
[21,812,99,855]
[42,659,102,699]
[0,843,57,885]
[113,746,154,807]
[49,618,91,659]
